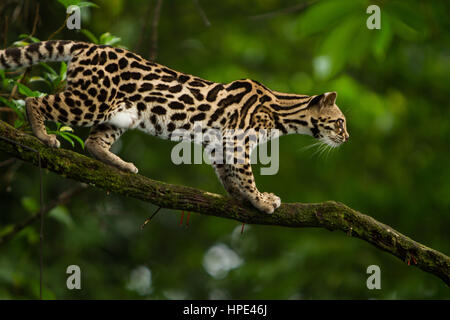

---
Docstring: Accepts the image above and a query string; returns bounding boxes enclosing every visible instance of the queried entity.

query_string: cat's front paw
[43,134,61,148]
[252,192,281,214]
[120,162,139,174]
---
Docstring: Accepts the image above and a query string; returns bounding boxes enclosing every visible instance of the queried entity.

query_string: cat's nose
[344,133,349,141]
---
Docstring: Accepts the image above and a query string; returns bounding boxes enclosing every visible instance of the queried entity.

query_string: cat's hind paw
[253,192,281,214]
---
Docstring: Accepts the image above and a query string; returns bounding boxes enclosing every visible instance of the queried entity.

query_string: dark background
[0,0,449,299]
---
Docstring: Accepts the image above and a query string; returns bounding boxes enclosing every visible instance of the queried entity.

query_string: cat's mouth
[322,136,345,148]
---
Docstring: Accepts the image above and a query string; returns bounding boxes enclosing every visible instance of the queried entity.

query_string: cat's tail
[0,40,90,69]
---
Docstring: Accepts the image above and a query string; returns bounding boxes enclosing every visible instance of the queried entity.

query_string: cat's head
[307,92,349,147]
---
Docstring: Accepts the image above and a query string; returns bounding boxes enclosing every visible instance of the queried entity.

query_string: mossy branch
[0,120,449,286]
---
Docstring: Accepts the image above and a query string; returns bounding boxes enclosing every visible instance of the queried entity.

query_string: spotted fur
[0,41,349,214]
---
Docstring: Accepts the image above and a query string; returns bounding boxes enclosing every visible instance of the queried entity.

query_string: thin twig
[149,0,163,61]
[48,14,69,41]
[3,5,40,119]
[249,0,317,20]
[6,58,30,126]
[2,4,39,125]
[38,152,43,300]
[20,2,40,44]
[136,1,153,52]
[8,71,26,100]
[0,107,16,113]
[2,15,8,49]
[1,158,21,191]
[0,134,44,298]
[30,3,40,38]
[0,184,86,246]
[5,70,23,76]
[0,157,15,167]
[193,0,211,27]
[141,206,162,229]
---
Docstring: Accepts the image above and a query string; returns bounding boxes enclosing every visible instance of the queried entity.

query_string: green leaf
[22,227,39,244]
[58,0,98,9]
[386,1,427,32]
[317,15,362,78]
[0,97,25,122]
[63,132,85,149]
[59,126,74,132]
[29,76,47,83]
[80,29,99,44]
[372,13,393,60]
[19,34,40,43]
[386,1,427,41]
[48,206,74,228]
[13,118,25,129]
[12,41,30,47]
[77,1,99,9]
[39,62,58,76]
[296,0,363,38]
[99,32,122,46]
[57,0,75,8]
[60,62,67,81]
[15,82,44,97]
[21,196,39,213]
[0,70,10,88]
[56,131,75,148]
[0,225,14,237]
[347,24,374,66]
[0,96,15,109]
[29,76,53,90]
[44,72,60,85]
[39,62,62,89]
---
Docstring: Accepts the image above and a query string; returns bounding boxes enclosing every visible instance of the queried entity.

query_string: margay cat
[0,40,349,214]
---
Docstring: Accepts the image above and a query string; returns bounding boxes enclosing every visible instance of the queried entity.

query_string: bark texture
[0,120,448,285]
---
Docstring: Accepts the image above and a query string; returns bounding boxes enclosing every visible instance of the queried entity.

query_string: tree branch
[0,120,448,286]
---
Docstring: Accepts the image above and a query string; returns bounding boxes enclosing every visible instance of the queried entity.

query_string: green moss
[0,120,449,285]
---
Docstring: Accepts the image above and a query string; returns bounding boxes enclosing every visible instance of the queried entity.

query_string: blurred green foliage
[0,0,449,299]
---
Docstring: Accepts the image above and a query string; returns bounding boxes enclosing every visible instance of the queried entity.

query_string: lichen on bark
[0,120,448,286]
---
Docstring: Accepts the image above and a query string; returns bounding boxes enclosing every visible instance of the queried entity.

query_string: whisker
[325,144,334,160]
[299,141,322,152]
[316,142,328,159]
[310,141,326,158]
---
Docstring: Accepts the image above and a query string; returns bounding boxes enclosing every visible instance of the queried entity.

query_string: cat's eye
[335,119,344,134]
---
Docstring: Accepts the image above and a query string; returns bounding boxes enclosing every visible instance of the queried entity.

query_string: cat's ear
[322,91,337,107]
[308,92,337,110]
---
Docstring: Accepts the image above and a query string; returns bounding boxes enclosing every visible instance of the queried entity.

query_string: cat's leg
[213,161,281,214]
[26,96,61,148]
[85,123,138,173]
[26,91,138,173]
[26,91,108,148]
[213,163,245,201]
